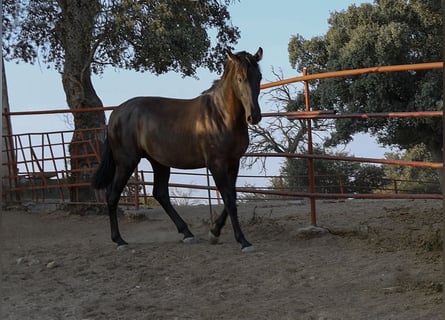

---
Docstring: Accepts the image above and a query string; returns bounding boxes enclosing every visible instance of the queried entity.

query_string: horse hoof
[182,237,196,244]
[117,244,128,251]
[241,245,256,253]
[208,231,219,245]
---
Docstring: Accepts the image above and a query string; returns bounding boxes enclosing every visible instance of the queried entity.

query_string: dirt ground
[1,199,443,320]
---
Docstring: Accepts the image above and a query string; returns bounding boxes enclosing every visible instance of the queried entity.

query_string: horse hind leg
[151,161,195,242]
[107,162,138,247]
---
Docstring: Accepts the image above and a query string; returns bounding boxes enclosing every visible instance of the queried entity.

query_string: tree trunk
[2,57,19,203]
[57,0,106,202]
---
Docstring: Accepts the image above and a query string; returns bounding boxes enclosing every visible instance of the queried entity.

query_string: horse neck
[209,77,245,129]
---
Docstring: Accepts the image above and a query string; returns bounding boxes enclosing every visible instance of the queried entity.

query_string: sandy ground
[1,199,443,320]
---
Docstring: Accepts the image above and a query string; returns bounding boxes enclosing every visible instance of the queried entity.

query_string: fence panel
[2,62,443,223]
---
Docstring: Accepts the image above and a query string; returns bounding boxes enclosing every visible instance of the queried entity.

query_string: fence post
[279,175,285,197]
[393,179,398,194]
[303,68,317,226]
[338,175,344,194]
[134,168,139,210]
[206,168,214,223]
[439,75,444,192]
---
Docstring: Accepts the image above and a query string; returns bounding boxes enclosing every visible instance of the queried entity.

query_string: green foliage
[281,147,386,194]
[287,0,443,158]
[2,0,240,76]
[383,144,441,193]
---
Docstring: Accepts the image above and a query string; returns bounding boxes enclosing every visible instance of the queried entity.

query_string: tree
[281,147,386,194]
[246,68,332,170]
[2,57,15,203]
[248,74,307,155]
[2,0,240,201]
[383,144,441,193]
[288,0,443,189]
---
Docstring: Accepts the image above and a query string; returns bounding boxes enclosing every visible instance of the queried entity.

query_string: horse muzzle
[247,110,262,125]
[247,114,261,125]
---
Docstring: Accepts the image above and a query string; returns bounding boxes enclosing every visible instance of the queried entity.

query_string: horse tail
[92,137,115,189]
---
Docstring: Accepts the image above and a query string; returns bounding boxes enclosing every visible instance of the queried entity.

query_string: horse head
[226,47,263,125]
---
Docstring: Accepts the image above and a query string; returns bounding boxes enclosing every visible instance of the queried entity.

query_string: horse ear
[226,50,237,62]
[254,47,263,62]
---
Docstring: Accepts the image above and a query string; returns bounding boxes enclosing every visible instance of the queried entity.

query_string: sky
[4,1,392,196]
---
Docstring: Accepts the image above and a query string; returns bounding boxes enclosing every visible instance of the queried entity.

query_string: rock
[46,261,57,269]
[382,286,402,293]
[296,225,329,239]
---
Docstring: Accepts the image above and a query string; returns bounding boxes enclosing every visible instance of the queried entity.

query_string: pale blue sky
[5,1,389,166]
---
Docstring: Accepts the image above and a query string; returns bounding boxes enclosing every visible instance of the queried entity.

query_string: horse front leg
[209,161,254,252]
[209,208,228,244]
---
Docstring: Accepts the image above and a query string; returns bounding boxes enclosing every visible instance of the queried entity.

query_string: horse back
[107,96,248,169]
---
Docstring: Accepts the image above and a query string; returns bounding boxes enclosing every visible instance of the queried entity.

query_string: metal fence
[2,62,443,225]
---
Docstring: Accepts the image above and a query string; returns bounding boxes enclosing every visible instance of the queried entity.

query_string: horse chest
[201,131,249,158]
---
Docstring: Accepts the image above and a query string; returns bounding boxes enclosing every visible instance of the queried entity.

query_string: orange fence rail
[259,62,443,89]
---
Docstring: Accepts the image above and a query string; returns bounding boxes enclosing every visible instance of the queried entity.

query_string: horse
[93,47,263,253]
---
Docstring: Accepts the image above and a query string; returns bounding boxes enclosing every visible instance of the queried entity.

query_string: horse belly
[162,147,207,169]
[140,134,206,169]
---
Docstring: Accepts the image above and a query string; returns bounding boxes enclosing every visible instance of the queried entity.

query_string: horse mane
[229,51,260,70]
[201,51,260,95]
[201,80,220,95]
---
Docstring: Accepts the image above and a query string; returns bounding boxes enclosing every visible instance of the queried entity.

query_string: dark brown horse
[93,48,263,252]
